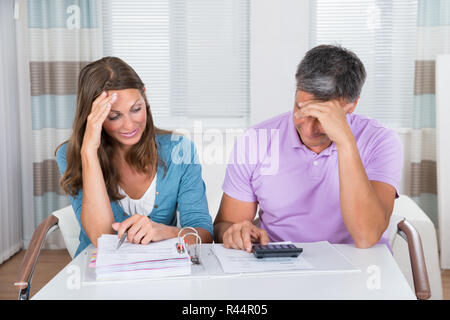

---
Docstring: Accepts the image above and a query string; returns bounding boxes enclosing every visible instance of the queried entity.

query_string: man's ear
[346,97,359,114]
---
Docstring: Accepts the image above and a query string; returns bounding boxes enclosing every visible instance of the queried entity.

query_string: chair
[14,206,80,300]
[388,195,442,300]
[14,195,439,300]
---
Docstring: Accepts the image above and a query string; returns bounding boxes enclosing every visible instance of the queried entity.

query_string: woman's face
[102,88,147,149]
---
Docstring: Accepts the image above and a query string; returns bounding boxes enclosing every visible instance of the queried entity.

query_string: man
[213,44,403,252]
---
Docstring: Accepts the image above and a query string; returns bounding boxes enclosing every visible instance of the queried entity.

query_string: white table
[32,243,416,300]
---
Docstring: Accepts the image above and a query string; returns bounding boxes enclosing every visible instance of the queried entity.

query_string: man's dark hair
[295,44,366,102]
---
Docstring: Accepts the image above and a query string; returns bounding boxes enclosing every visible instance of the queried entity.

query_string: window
[101,0,250,130]
[310,0,418,129]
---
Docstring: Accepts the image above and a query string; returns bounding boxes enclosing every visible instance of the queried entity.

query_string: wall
[250,0,310,126]
[436,54,450,269]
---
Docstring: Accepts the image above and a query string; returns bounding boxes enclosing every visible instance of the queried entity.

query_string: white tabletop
[32,243,416,300]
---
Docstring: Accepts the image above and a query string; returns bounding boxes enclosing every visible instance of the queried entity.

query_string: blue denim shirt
[56,134,213,257]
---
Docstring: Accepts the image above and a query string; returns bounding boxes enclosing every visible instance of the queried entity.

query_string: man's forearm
[337,140,388,248]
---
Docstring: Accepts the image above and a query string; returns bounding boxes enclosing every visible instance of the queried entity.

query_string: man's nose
[302,116,316,131]
[304,117,323,134]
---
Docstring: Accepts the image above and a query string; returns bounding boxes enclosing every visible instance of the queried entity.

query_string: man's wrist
[213,221,234,242]
[335,134,357,153]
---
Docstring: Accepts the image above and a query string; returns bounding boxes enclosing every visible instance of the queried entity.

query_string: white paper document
[94,234,191,281]
[213,241,359,275]
[213,242,313,274]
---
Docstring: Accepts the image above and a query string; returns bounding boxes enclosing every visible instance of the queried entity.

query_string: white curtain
[101,0,250,130]
[0,0,23,264]
[310,0,418,128]
[311,0,450,247]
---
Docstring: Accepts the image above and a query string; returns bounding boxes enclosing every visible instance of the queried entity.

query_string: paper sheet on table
[213,242,314,274]
[213,241,359,275]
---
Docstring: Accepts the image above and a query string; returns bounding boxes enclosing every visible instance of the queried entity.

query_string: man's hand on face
[296,99,355,148]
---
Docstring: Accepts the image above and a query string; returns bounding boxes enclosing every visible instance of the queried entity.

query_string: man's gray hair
[295,44,366,102]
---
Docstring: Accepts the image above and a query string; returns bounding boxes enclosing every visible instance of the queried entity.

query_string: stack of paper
[95,234,192,281]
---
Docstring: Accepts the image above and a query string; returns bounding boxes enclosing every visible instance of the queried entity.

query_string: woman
[56,57,213,257]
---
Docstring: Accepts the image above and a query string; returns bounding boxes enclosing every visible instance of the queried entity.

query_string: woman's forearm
[81,148,115,246]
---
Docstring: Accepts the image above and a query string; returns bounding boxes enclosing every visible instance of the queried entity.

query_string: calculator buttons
[251,244,303,259]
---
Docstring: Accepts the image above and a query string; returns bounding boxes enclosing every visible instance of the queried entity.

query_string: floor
[1,249,449,300]
[0,250,71,300]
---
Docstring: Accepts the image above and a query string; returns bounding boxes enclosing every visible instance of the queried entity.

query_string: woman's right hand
[81,91,117,154]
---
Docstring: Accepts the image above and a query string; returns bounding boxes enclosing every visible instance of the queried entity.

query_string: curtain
[410,0,450,229]
[310,0,450,234]
[310,0,418,128]
[0,0,23,264]
[27,0,102,248]
[101,0,250,130]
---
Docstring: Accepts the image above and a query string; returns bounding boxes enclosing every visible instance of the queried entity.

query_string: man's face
[292,90,332,154]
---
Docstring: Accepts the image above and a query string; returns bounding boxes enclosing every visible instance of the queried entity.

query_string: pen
[116,228,129,250]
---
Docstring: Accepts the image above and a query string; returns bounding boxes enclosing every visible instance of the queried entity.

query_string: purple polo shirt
[222,111,403,248]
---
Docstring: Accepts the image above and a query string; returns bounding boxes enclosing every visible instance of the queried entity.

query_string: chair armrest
[14,215,59,299]
[397,219,431,300]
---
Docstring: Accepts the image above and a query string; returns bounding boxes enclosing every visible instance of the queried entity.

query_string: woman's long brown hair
[56,57,170,201]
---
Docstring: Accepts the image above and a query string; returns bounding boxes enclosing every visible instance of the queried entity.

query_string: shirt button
[154,205,158,209]
[313,160,318,166]
[156,191,159,195]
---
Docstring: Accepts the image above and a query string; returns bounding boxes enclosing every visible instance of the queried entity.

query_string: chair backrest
[389,194,433,246]
[52,206,80,259]
[202,163,227,222]
[388,195,408,247]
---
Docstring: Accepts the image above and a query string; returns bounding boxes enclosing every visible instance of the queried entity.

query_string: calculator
[252,244,303,258]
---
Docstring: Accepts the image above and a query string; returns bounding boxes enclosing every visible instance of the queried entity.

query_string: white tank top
[118,175,157,216]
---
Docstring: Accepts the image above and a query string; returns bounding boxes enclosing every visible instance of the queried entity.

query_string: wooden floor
[0,250,71,300]
[1,249,449,300]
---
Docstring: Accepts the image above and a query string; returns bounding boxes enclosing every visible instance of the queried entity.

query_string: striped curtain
[411,0,450,229]
[28,0,101,247]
